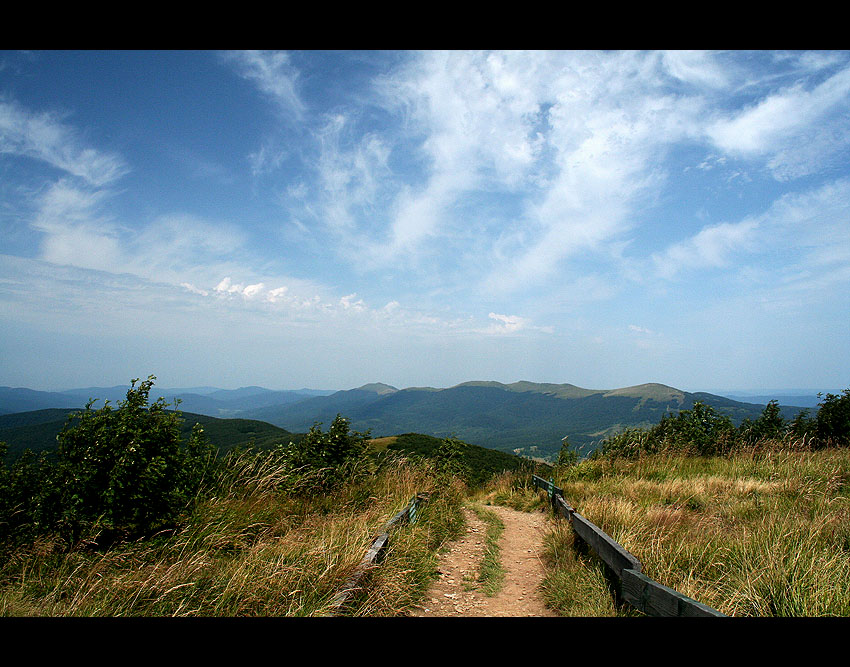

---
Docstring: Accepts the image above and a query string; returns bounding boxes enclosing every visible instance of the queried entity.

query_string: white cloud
[661,50,729,89]
[225,50,305,120]
[652,178,850,283]
[0,99,128,186]
[652,218,761,279]
[706,64,850,176]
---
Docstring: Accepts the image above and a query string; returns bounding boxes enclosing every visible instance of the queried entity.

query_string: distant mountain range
[0,385,336,418]
[0,380,814,461]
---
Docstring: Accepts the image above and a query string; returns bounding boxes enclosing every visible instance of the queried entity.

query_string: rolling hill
[0,409,296,459]
[237,380,808,460]
[0,380,811,461]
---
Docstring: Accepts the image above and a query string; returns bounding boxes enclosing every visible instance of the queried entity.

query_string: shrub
[281,414,371,491]
[815,389,850,447]
[53,376,211,544]
[740,400,787,444]
[433,436,470,480]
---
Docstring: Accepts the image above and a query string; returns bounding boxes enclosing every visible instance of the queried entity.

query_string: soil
[408,504,558,617]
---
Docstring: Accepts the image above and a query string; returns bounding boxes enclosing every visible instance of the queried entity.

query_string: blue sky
[1,50,848,394]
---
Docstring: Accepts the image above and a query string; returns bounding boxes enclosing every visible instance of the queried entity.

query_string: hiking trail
[408,504,557,617]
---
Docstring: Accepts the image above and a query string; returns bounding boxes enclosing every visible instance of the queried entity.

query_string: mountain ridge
[1,380,814,461]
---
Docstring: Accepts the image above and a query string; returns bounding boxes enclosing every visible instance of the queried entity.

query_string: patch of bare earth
[408,504,557,617]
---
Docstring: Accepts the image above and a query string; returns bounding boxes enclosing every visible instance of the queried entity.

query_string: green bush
[815,389,850,447]
[740,400,787,444]
[281,414,370,491]
[53,376,214,544]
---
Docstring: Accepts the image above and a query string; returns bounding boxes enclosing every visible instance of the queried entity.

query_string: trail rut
[409,504,557,617]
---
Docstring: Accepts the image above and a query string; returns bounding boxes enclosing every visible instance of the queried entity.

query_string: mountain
[0,385,334,417]
[718,392,825,409]
[238,380,809,460]
[1,380,814,462]
[0,387,84,415]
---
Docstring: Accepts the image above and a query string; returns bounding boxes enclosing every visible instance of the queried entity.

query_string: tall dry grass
[0,450,464,616]
[547,442,850,616]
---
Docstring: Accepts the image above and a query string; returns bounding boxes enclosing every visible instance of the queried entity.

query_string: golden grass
[0,453,464,617]
[547,445,850,616]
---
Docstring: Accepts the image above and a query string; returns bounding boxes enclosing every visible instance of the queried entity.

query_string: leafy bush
[281,414,370,491]
[739,400,787,444]
[600,402,738,458]
[0,443,57,548]
[433,436,469,480]
[814,389,850,447]
[556,437,579,467]
[51,376,216,544]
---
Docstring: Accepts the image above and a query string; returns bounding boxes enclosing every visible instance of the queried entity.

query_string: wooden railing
[325,492,430,615]
[532,475,725,617]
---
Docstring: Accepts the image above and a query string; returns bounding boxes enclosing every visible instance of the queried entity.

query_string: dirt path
[408,504,558,617]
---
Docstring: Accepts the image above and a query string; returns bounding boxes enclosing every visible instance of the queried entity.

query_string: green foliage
[557,437,579,467]
[52,376,213,543]
[740,400,787,444]
[789,409,815,440]
[598,388,850,458]
[434,436,470,481]
[0,442,58,549]
[601,402,737,458]
[386,433,538,486]
[814,389,850,447]
[281,414,370,491]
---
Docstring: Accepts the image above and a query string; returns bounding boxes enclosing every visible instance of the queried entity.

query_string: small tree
[651,401,737,456]
[815,389,850,447]
[55,376,197,543]
[557,437,578,466]
[740,399,787,444]
[286,414,370,490]
[434,436,469,480]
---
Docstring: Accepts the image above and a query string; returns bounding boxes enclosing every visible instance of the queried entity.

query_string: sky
[1,50,848,394]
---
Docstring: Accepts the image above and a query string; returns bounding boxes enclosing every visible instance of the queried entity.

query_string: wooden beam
[553,494,575,519]
[570,512,642,577]
[621,568,725,617]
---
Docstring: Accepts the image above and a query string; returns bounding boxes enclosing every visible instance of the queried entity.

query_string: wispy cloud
[224,50,306,121]
[707,63,850,179]
[0,98,128,186]
[651,178,850,287]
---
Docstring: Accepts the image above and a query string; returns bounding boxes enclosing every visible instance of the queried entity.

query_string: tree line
[588,389,850,459]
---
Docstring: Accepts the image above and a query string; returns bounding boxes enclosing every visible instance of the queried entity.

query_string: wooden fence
[325,492,430,615]
[532,475,725,617]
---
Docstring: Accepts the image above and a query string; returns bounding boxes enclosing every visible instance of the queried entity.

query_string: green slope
[0,409,296,460]
[383,432,548,486]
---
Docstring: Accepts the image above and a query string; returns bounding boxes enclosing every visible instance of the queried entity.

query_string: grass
[6,433,849,617]
[539,520,624,616]
[0,451,466,617]
[469,504,505,596]
[547,443,850,616]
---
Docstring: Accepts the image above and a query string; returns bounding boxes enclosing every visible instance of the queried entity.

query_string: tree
[557,436,578,466]
[815,389,850,447]
[285,414,370,490]
[652,401,736,455]
[434,436,469,479]
[740,400,787,444]
[55,376,199,543]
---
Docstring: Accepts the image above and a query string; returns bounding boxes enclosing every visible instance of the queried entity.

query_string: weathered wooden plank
[621,568,725,617]
[384,506,411,530]
[326,531,390,612]
[362,532,390,564]
[570,512,642,577]
[553,494,575,519]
